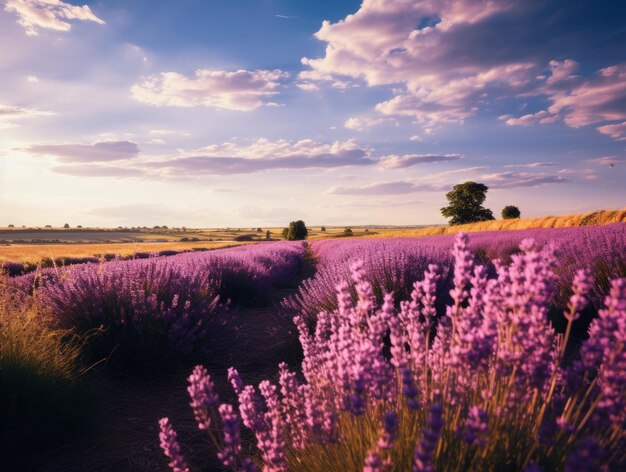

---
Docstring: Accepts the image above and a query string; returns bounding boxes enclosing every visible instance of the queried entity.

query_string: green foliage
[266,230,271,240]
[321,226,326,232]
[343,228,353,237]
[286,220,308,240]
[501,205,521,219]
[281,227,289,239]
[441,181,495,226]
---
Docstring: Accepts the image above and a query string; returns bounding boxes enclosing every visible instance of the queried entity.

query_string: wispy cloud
[20,140,140,163]
[480,171,567,188]
[275,14,297,19]
[327,180,443,195]
[131,69,287,111]
[379,153,462,169]
[4,0,105,36]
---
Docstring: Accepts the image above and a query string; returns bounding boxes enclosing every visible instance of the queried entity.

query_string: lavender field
[2,223,625,471]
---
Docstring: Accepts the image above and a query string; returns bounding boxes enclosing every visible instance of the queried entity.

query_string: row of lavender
[161,232,626,471]
[12,242,307,367]
[284,223,626,320]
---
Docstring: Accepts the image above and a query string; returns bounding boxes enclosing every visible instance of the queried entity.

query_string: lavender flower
[158,417,189,472]
[564,438,608,472]
[187,365,218,430]
[217,404,242,469]
[363,449,384,472]
[377,411,399,449]
[413,403,444,472]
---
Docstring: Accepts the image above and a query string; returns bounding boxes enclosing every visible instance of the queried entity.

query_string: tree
[63,223,70,228]
[286,220,308,240]
[281,228,289,239]
[501,205,521,220]
[320,226,326,232]
[440,181,495,226]
[342,228,353,237]
[266,230,271,240]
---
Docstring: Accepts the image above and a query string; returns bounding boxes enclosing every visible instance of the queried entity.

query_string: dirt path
[37,251,315,472]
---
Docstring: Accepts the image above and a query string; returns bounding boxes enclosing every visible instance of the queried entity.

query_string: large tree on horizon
[440,181,495,226]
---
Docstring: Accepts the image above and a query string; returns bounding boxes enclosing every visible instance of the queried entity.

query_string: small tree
[342,228,353,237]
[63,223,70,229]
[501,205,521,220]
[266,230,271,240]
[440,181,495,226]
[8,224,14,228]
[286,220,308,241]
[281,228,289,239]
[320,226,326,232]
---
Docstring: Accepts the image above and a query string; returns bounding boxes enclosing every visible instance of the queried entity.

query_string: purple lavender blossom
[413,403,444,472]
[457,406,488,446]
[187,365,218,430]
[217,404,242,469]
[401,368,420,410]
[158,417,189,472]
[377,411,399,449]
[363,449,384,472]
[564,438,608,472]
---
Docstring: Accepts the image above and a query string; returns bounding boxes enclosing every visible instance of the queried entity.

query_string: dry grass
[0,241,244,264]
[371,208,626,238]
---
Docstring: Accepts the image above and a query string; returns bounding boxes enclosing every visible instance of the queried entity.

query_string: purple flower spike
[217,404,242,469]
[377,411,399,449]
[413,403,444,472]
[363,449,383,472]
[187,365,219,430]
[158,417,190,472]
[564,438,608,472]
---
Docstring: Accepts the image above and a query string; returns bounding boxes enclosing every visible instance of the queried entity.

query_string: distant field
[0,241,245,264]
[371,208,626,238]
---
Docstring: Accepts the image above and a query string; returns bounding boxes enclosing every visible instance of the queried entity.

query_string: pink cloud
[131,69,287,111]
[596,121,626,141]
[378,153,462,169]
[4,0,104,36]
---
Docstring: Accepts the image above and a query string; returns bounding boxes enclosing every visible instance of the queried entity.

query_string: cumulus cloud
[148,138,375,176]
[131,69,287,111]
[21,141,140,162]
[327,180,442,195]
[300,0,540,125]
[4,0,105,36]
[480,171,567,188]
[344,116,396,130]
[505,61,626,135]
[302,0,626,133]
[378,153,462,169]
[596,121,626,141]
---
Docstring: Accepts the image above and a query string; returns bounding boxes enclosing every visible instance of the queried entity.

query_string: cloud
[344,116,396,130]
[596,121,626,141]
[379,153,462,169]
[131,69,287,111]
[587,155,625,167]
[480,171,567,188]
[499,110,560,126]
[504,62,626,133]
[302,1,626,131]
[0,103,53,128]
[148,138,375,176]
[21,141,140,162]
[503,162,557,168]
[4,0,105,36]
[295,81,319,92]
[52,164,145,177]
[327,180,442,195]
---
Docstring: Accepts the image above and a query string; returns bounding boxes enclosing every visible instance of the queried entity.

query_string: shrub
[501,205,521,219]
[160,234,626,471]
[0,292,97,468]
[287,220,308,241]
[342,228,353,237]
[234,234,255,242]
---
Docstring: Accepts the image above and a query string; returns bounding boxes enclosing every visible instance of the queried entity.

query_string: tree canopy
[501,205,521,219]
[440,181,495,226]
[286,220,308,240]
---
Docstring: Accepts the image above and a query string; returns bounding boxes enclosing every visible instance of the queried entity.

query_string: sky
[0,0,624,228]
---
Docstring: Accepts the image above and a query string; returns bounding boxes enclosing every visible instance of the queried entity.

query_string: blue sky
[0,0,624,227]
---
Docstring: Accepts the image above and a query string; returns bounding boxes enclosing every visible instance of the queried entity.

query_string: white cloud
[0,102,53,128]
[344,116,396,130]
[131,69,287,111]
[4,0,105,36]
[20,140,140,162]
[26,75,38,83]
